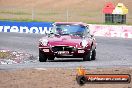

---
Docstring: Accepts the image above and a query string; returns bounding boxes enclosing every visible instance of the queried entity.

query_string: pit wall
[0,21,132,38]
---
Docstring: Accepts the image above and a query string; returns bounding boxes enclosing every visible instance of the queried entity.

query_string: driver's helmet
[56,27,63,34]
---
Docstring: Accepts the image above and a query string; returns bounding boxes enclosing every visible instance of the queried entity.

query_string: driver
[56,27,63,35]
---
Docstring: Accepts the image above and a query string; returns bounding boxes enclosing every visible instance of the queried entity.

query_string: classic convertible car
[39,22,97,62]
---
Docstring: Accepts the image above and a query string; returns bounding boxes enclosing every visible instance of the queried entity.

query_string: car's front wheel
[83,49,96,61]
[91,49,96,60]
[83,50,92,61]
[39,50,47,62]
[48,56,55,60]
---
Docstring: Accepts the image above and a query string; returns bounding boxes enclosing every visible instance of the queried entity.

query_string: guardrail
[0,21,132,38]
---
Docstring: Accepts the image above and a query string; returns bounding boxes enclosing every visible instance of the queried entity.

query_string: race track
[0,32,132,69]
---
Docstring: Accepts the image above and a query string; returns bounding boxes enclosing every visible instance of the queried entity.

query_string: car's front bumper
[39,46,91,58]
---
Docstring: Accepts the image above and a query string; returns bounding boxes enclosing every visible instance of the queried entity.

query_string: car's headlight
[39,39,48,46]
[81,40,88,48]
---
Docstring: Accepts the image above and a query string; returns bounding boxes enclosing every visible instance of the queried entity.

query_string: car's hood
[42,35,83,47]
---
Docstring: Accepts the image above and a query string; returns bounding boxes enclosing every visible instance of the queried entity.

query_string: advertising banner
[0,21,53,34]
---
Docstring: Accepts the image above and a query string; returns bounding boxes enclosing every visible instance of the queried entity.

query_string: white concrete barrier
[89,24,132,38]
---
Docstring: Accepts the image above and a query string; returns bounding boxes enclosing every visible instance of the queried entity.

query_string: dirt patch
[0,67,132,88]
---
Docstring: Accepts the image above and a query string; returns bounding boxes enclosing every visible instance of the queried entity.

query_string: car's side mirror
[47,30,54,37]
[49,29,54,34]
[87,30,90,34]
[50,32,54,34]
[91,35,94,37]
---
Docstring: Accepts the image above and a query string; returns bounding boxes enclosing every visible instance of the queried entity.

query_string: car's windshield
[52,24,88,36]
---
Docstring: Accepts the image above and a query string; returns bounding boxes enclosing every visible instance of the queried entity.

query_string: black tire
[39,50,47,62]
[83,50,92,61]
[48,56,55,60]
[76,75,87,85]
[91,49,96,60]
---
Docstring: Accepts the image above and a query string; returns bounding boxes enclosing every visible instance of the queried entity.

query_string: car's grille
[52,46,75,52]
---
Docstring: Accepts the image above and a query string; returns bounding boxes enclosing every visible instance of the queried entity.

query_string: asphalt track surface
[0,32,132,70]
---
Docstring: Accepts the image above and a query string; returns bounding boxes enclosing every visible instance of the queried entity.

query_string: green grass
[0,18,131,25]
[38,12,59,16]
[0,18,52,22]
[0,10,30,15]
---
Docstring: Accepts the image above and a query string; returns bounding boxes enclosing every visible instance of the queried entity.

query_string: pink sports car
[39,22,97,62]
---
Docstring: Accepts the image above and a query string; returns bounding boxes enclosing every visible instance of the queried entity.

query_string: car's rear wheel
[39,50,47,62]
[91,49,96,60]
[83,50,92,61]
